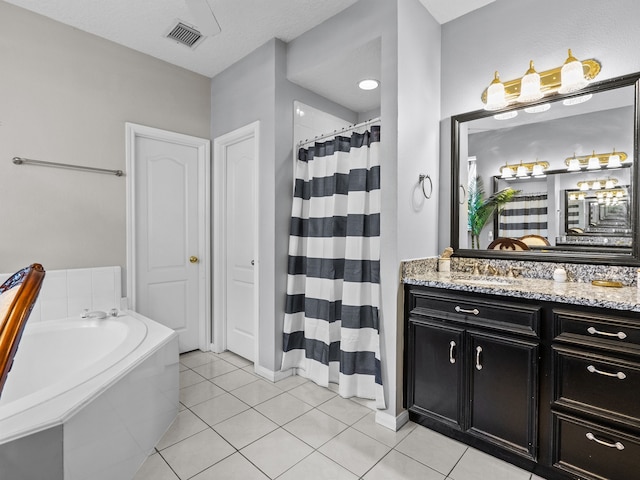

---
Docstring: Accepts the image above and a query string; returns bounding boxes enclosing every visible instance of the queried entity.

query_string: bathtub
[0,311,179,480]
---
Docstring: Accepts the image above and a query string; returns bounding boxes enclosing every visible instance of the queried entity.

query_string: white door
[213,122,259,362]
[225,136,256,360]
[126,123,210,353]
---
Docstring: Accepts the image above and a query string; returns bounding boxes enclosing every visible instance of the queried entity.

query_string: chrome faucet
[81,309,107,319]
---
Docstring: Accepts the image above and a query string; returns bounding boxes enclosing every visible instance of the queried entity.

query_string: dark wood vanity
[404,283,640,480]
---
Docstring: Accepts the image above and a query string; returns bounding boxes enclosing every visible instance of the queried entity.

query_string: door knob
[251,260,255,266]
[189,256,199,264]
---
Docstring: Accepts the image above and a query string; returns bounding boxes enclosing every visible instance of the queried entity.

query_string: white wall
[0,2,211,274]
[438,0,640,252]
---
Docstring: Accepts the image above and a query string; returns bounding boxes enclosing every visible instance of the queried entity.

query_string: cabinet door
[408,319,464,429]
[468,331,538,458]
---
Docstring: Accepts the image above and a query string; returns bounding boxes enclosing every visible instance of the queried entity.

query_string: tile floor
[134,350,546,480]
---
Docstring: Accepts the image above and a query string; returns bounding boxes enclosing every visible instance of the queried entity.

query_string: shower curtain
[281,125,385,409]
[498,193,549,238]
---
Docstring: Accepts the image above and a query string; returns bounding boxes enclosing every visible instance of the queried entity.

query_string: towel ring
[419,174,433,199]
[459,184,466,204]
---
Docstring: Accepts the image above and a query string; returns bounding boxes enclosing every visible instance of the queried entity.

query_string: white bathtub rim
[0,310,178,446]
[0,316,148,419]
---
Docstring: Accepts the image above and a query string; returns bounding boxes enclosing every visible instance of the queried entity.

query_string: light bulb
[559,49,588,94]
[587,151,601,170]
[484,71,509,111]
[517,61,543,103]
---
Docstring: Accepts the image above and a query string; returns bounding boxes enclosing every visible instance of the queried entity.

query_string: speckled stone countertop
[402,259,640,312]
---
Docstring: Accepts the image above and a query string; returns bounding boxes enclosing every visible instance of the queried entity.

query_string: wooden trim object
[0,263,46,398]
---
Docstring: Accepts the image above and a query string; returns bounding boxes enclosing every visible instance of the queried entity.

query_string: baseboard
[254,365,293,383]
[375,409,410,432]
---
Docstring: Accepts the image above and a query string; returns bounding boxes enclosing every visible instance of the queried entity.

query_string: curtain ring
[459,184,466,204]
[419,174,432,199]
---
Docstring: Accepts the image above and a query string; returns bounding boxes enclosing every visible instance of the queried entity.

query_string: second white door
[223,130,256,361]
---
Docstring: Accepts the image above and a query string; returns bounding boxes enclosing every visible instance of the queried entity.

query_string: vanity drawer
[409,289,539,337]
[553,309,640,353]
[553,412,640,480]
[553,346,640,425]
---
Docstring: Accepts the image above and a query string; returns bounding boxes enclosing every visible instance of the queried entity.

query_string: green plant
[468,176,519,249]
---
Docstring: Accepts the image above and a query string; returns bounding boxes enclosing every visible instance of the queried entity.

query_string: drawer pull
[475,346,483,370]
[586,326,627,340]
[585,432,625,451]
[455,306,479,315]
[587,364,627,380]
[449,341,456,364]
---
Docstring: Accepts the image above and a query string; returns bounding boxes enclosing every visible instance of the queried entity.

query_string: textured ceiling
[5,0,492,113]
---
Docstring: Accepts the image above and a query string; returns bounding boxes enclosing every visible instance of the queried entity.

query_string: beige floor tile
[160,428,234,480]
[448,447,531,480]
[213,409,278,449]
[395,426,467,476]
[254,392,314,425]
[179,380,226,408]
[231,379,283,406]
[212,369,259,391]
[133,453,179,480]
[317,395,372,425]
[241,428,314,479]
[190,392,250,426]
[156,409,209,450]
[192,359,238,379]
[352,412,416,447]
[288,381,337,407]
[190,453,269,480]
[274,374,309,391]
[179,369,207,389]
[180,351,219,369]
[278,451,358,480]
[364,450,445,480]
[217,351,253,367]
[318,428,391,477]
[283,409,348,448]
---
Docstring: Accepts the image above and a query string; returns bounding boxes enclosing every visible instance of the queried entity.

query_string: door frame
[125,122,211,351]
[212,121,260,361]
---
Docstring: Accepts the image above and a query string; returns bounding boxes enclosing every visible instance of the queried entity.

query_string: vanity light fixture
[499,160,549,179]
[517,61,543,103]
[358,79,379,91]
[577,178,619,191]
[564,150,628,170]
[481,49,601,109]
[587,151,601,170]
[607,149,623,168]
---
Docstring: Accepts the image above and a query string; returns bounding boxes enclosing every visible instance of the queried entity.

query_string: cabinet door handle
[449,341,456,364]
[455,306,479,315]
[587,364,627,380]
[587,326,627,340]
[586,432,625,451]
[475,346,483,370]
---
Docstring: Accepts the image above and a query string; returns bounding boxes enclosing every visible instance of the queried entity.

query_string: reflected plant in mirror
[451,72,640,264]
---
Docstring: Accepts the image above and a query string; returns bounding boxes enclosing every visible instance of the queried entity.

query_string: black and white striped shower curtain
[281,125,385,409]
[498,193,549,238]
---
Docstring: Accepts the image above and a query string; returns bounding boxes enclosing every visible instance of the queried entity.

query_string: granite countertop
[404,271,640,312]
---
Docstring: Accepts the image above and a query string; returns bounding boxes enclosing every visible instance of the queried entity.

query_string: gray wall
[0,2,211,274]
[438,0,640,252]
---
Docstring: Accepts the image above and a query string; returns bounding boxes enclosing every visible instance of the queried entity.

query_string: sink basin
[460,278,515,287]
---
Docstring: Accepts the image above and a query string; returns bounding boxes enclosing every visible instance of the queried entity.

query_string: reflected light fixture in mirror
[587,151,601,170]
[524,103,550,113]
[564,150,628,171]
[608,149,623,168]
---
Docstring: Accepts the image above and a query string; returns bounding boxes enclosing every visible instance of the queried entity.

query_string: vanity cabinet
[404,284,640,480]
[406,288,540,459]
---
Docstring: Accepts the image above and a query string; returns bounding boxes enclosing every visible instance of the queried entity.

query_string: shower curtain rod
[12,157,124,177]
[297,116,381,148]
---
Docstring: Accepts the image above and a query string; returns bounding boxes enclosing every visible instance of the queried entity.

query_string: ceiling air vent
[166,21,203,48]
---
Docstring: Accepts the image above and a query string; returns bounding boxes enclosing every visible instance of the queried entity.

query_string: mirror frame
[451,72,640,265]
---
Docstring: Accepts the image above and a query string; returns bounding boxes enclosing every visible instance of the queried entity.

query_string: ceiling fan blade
[184,0,221,36]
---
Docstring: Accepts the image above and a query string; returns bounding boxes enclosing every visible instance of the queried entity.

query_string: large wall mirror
[451,72,640,264]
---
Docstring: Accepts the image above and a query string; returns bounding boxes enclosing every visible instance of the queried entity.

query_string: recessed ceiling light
[358,79,379,91]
